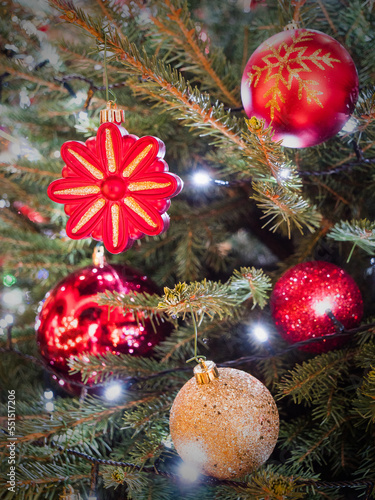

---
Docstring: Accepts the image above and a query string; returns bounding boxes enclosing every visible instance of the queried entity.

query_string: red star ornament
[48,120,183,254]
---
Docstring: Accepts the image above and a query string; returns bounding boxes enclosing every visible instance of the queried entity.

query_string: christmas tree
[1,0,375,498]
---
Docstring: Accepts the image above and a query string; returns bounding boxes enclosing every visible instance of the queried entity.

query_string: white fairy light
[179,462,200,482]
[192,171,211,187]
[4,314,14,325]
[104,383,122,401]
[314,297,335,316]
[252,324,269,342]
[45,402,55,412]
[44,390,54,400]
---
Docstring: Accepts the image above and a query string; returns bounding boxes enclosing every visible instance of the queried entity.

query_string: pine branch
[252,182,322,237]
[277,350,355,404]
[0,395,155,446]
[150,0,241,108]
[327,219,375,258]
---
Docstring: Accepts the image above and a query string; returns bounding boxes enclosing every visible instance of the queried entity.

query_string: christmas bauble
[270,261,363,352]
[170,362,279,480]
[241,29,358,148]
[48,103,183,254]
[35,264,171,388]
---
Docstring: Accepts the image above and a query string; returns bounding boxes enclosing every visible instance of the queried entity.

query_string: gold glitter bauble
[170,366,279,480]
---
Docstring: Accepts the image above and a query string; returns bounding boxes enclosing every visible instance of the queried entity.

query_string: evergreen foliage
[0,0,375,498]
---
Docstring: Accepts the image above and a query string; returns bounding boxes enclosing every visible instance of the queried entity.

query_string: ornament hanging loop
[93,245,105,267]
[284,20,300,31]
[194,359,219,385]
[100,101,125,125]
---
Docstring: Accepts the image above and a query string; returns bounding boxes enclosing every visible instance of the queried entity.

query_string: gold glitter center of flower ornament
[248,31,341,120]
[105,129,117,173]
[123,197,157,228]
[123,144,153,178]
[67,149,104,180]
[72,198,106,233]
[111,204,120,247]
[54,186,100,196]
[128,181,171,192]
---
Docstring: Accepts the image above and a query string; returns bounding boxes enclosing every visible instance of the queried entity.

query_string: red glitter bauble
[47,121,183,254]
[35,264,171,391]
[270,261,363,352]
[241,29,359,148]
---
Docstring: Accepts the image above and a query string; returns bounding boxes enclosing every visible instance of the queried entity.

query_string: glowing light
[2,288,23,307]
[44,390,54,399]
[252,324,269,342]
[45,402,55,412]
[104,383,122,401]
[179,462,200,482]
[3,274,16,287]
[192,171,211,187]
[279,168,291,180]
[341,116,358,134]
[4,314,14,325]
[314,297,335,316]
[58,379,65,386]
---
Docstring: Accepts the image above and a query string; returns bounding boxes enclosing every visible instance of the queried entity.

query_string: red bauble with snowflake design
[241,29,359,148]
[270,261,363,353]
[48,108,183,253]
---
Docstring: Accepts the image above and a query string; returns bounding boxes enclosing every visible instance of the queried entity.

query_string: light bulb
[179,462,200,482]
[192,171,211,186]
[104,383,122,401]
[252,324,269,342]
[44,390,54,400]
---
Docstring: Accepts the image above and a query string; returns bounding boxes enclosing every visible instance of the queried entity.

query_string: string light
[104,382,122,401]
[252,324,269,342]
[45,401,55,412]
[178,462,200,482]
[192,171,211,186]
[44,390,54,400]
[4,314,14,324]
[314,297,335,316]
[2,288,23,308]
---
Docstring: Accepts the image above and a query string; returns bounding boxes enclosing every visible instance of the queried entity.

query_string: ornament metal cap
[100,101,125,125]
[194,360,219,385]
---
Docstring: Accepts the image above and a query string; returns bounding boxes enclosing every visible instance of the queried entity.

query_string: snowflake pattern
[247,31,341,120]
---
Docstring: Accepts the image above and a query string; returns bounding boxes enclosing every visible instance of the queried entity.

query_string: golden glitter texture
[68,149,104,180]
[170,366,279,480]
[123,144,153,178]
[111,204,120,247]
[105,129,117,173]
[54,186,100,196]
[72,198,106,234]
[128,181,171,192]
[123,197,157,228]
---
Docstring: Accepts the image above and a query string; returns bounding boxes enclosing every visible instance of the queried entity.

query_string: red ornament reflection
[270,261,363,353]
[35,264,171,390]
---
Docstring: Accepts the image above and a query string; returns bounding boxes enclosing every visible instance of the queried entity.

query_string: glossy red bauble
[47,122,183,254]
[35,264,171,390]
[270,261,363,352]
[241,29,359,148]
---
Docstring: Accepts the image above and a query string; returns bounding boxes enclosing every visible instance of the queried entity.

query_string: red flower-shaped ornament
[48,123,183,253]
